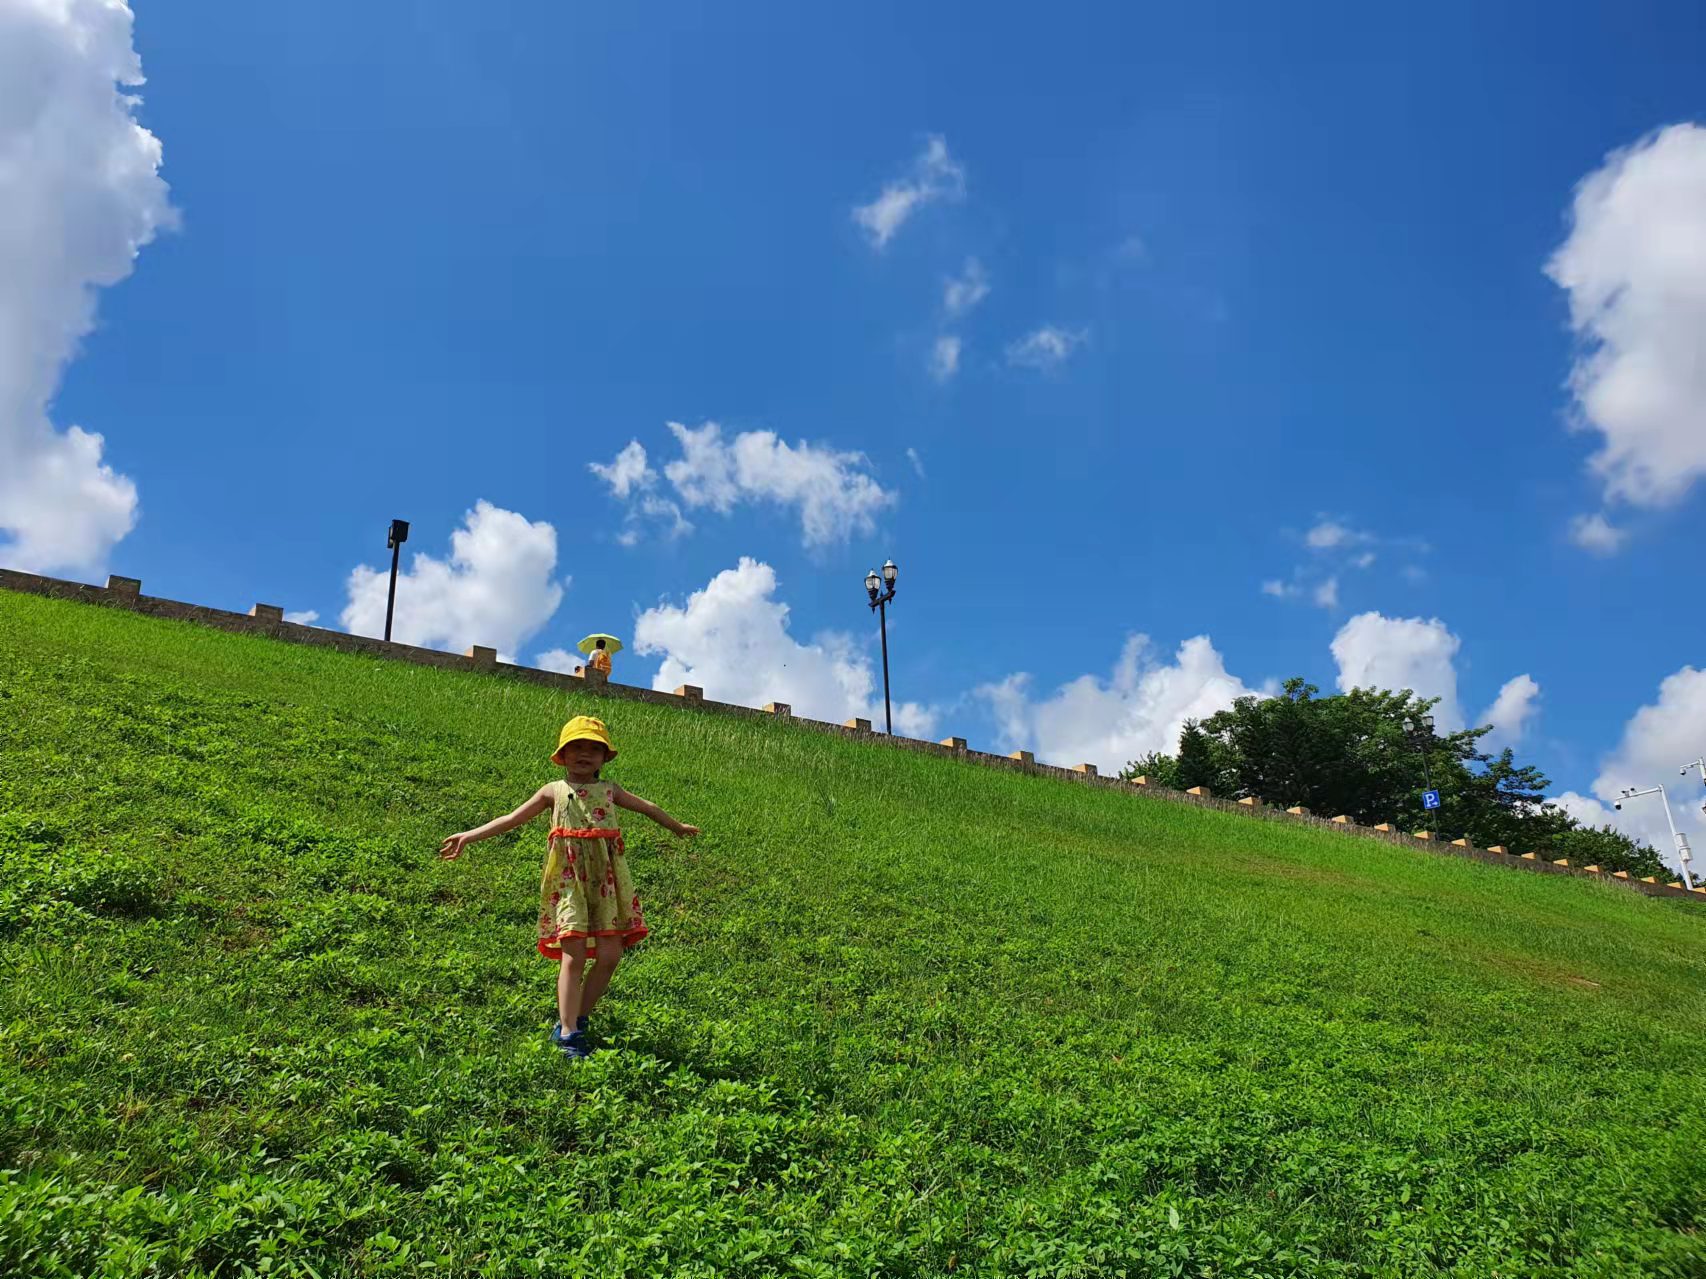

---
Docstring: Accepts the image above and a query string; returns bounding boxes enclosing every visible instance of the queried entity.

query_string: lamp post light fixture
[384,519,410,643]
[1616,783,1695,891]
[865,559,899,735]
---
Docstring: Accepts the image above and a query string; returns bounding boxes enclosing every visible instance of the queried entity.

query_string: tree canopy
[1124,678,1668,879]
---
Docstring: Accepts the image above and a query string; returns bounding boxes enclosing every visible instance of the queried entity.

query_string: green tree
[1542,822,1670,879]
[1203,679,1331,810]
[1176,720,1232,793]
[1185,679,1669,867]
[1121,751,1181,789]
[1196,681,1475,824]
[1437,747,1559,848]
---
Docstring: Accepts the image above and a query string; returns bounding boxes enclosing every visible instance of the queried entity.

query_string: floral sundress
[536,779,648,960]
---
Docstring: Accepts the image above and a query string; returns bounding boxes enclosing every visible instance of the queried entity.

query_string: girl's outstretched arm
[611,784,700,838]
[439,785,555,859]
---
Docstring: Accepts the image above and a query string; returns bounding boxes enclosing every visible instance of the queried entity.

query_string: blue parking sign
[1422,789,1441,811]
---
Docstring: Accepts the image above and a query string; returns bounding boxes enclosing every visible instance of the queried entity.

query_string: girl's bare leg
[578,936,625,1018]
[557,940,589,1031]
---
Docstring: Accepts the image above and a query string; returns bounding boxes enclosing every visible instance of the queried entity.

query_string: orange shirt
[589,649,612,676]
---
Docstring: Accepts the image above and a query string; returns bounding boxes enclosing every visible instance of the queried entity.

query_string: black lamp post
[1405,712,1436,796]
[384,519,410,642]
[865,559,898,735]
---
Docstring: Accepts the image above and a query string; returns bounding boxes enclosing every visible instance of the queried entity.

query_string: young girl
[439,715,699,1059]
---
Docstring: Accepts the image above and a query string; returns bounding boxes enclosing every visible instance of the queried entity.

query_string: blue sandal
[549,1023,591,1059]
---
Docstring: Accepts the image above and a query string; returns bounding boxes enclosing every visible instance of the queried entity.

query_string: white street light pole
[1617,784,1695,890]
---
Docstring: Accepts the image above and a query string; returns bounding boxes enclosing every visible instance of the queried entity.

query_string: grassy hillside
[2,589,1703,1279]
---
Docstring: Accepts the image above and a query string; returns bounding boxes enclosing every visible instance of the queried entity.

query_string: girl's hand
[439,832,474,860]
[675,824,701,839]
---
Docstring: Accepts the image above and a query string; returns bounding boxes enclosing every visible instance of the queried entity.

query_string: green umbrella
[577,633,623,656]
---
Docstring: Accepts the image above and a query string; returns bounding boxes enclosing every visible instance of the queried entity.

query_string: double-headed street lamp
[1404,713,1437,796]
[864,559,898,735]
[1616,784,1695,890]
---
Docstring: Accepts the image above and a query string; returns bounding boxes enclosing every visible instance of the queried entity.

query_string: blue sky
[6,1,1706,865]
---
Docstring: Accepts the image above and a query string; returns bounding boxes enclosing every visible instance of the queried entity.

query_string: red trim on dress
[537,924,650,961]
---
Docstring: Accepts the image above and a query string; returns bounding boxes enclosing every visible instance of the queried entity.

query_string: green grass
[1,589,1703,1279]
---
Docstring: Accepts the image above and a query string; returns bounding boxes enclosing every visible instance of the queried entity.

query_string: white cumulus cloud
[534,648,581,675]
[1551,667,1706,878]
[588,440,656,500]
[1546,124,1706,518]
[1005,325,1088,369]
[340,501,566,663]
[852,136,965,250]
[593,424,889,547]
[635,558,935,735]
[1332,614,1548,759]
[589,440,691,544]
[1331,612,1465,731]
[1481,673,1541,750]
[978,635,1258,772]
[0,0,175,576]
[284,610,319,626]
[660,421,895,547]
[1551,790,1619,831]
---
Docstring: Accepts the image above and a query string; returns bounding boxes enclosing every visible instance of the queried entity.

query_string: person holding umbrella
[580,633,621,679]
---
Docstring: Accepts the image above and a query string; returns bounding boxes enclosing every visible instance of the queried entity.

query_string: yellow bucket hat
[550,715,617,764]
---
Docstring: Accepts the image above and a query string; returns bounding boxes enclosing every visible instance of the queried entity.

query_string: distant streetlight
[864,559,899,735]
[384,519,409,642]
[1616,784,1695,890]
